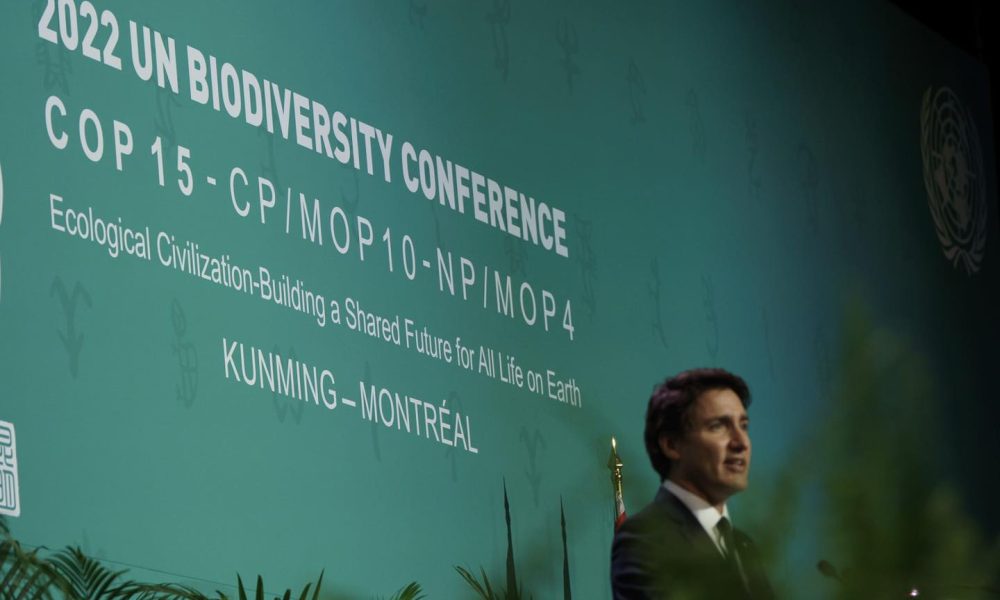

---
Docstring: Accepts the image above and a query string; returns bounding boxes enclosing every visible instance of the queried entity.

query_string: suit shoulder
[615,500,669,536]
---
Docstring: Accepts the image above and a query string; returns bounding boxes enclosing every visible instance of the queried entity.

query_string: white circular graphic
[920,86,987,275]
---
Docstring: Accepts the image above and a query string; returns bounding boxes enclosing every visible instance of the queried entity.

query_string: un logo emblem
[920,87,987,275]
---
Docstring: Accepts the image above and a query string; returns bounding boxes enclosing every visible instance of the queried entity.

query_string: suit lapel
[654,488,727,566]
[733,529,775,600]
[654,488,757,599]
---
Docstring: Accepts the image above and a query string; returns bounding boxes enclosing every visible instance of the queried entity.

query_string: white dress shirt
[663,480,731,557]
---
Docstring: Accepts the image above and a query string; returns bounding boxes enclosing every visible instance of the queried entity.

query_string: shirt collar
[663,480,730,552]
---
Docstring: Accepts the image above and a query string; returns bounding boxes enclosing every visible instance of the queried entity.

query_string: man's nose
[729,428,749,450]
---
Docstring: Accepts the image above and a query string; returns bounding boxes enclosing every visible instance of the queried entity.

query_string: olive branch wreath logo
[920,86,988,275]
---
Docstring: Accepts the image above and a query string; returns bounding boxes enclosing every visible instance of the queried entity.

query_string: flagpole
[608,437,626,528]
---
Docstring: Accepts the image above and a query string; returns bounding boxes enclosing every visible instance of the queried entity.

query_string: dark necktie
[717,517,750,594]
[716,517,738,564]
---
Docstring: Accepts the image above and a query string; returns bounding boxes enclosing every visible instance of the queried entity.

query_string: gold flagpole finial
[607,436,622,468]
[608,436,623,495]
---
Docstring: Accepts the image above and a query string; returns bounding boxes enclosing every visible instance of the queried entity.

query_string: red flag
[614,487,627,530]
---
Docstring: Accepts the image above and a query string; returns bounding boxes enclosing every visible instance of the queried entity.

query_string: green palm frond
[107,581,211,600]
[0,528,70,600]
[455,565,535,600]
[294,569,323,600]
[456,566,532,600]
[388,581,424,600]
[236,574,255,600]
[1,516,417,600]
[230,570,325,600]
[455,566,496,599]
[49,546,125,599]
[1,520,210,600]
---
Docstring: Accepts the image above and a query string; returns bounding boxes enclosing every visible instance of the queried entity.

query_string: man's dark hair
[644,368,751,481]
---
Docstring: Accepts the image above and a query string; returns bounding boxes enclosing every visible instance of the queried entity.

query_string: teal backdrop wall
[1,0,997,597]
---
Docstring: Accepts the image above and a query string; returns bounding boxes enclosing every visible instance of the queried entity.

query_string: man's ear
[658,434,681,461]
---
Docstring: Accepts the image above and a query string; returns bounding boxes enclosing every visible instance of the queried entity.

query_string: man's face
[661,387,751,508]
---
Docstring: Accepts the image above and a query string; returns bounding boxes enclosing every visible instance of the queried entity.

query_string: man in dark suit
[611,368,775,599]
